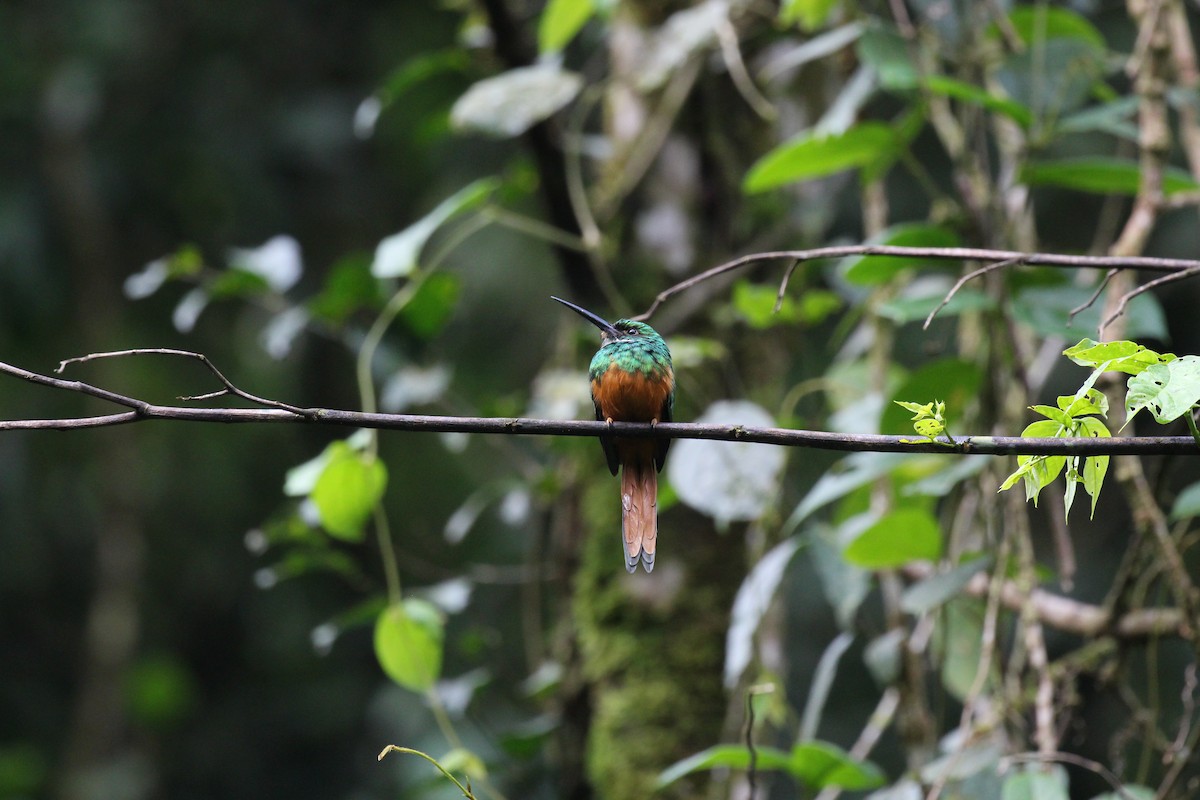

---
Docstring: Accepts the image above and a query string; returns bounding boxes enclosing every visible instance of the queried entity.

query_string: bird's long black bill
[551,296,619,337]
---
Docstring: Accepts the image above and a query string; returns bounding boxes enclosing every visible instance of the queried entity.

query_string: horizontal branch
[905,562,1184,639]
[642,245,1200,318]
[4,400,1200,455]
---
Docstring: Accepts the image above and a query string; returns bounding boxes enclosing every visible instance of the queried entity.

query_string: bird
[552,296,674,573]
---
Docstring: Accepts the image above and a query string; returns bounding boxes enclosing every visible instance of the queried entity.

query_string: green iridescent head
[551,296,672,379]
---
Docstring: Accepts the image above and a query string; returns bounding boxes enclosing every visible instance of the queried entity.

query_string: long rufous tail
[620,457,657,573]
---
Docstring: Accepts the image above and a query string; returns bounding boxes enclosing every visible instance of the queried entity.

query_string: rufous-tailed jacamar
[552,296,674,573]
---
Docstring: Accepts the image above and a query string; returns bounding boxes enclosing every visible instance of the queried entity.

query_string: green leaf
[780,0,839,31]
[1002,5,1105,51]
[539,0,596,53]
[438,747,488,781]
[881,359,980,435]
[901,556,992,614]
[400,273,461,338]
[843,508,942,568]
[1126,356,1200,424]
[450,63,583,138]
[787,452,916,530]
[1170,481,1200,520]
[1063,338,1174,375]
[309,253,383,323]
[840,223,961,285]
[1013,284,1167,341]
[372,178,500,278]
[1001,766,1069,800]
[924,75,1032,128]
[744,123,897,193]
[788,741,886,790]
[1057,388,1107,418]
[374,600,444,692]
[311,442,388,541]
[656,745,794,788]
[937,598,987,700]
[1022,158,1200,197]
[857,24,917,90]
[876,288,996,324]
[1030,404,1072,426]
[799,633,854,741]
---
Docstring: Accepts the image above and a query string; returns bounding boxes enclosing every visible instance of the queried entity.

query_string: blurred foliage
[4,1,1200,800]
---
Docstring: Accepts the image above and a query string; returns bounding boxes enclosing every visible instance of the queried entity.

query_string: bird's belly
[592,365,673,422]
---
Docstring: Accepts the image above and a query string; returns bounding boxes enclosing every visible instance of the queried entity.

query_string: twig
[638,246,1200,320]
[56,348,314,417]
[1100,266,1200,335]
[1002,752,1136,800]
[923,257,1023,329]
[743,684,773,800]
[1068,268,1118,325]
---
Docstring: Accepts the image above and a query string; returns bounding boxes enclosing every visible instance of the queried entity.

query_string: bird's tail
[620,457,658,573]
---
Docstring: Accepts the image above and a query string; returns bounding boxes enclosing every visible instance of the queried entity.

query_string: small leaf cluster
[894,399,954,445]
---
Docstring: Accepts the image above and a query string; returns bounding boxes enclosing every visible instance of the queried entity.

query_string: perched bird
[552,296,674,573]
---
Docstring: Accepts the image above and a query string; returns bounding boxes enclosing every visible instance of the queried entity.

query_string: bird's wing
[594,397,619,476]
[654,391,673,472]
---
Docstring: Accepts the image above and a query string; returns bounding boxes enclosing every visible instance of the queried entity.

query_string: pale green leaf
[1170,481,1200,520]
[450,64,583,138]
[744,123,897,193]
[372,178,499,277]
[374,599,444,692]
[900,556,992,614]
[1125,356,1200,424]
[311,442,388,541]
[1063,338,1174,375]
[843,508,942,568]
[924,75,1032,128]
[538,0,596,53]
[1001,766,1069,800]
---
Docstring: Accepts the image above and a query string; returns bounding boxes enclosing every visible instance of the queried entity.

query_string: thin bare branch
[1100,266,1200,335]
[638,246,1200,320]
[923,257,1023,330]
[56,347,314,417]
[1068,268,1119,325]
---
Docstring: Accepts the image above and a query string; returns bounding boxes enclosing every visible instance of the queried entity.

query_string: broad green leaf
[400,273,461,338]
[284,430,374,497]
[857,24,917,90]
[843,508,942,568]
[1057,97,1140,141]
[1089,787,1156,800]
[438,747,488,781]
[1170,480,1200,520]
[1013,285,1168,341]
[374,600,444,692]
[840,223,961,285]
[900,556,992,614]
[309,253,383,323]
[744,123,897,193]
[788,741,886,790]
[1022,158,1200,197]
[1001,766,1069,800]
[539,0,595,54]
[311,442,388,541]
[1082,455,1109,518]
[787,452,915,531]
[881,359,980,436]
[937,598,987,700]
[1063,338,1174,375]
[450,64,583,137]
[1002,6,1105,51]
[1057,388,1107,418]
[1030,405,1072,427]
[372,178,499,277]
[657,744,794,787]
[924,75,1032,128]
[1126,356,1200,424]
[780,0,839,31]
